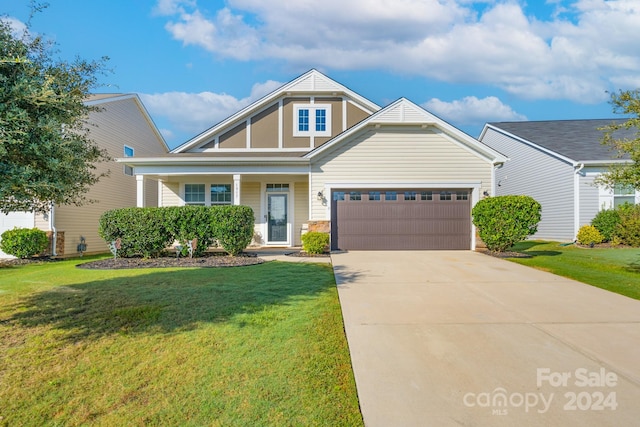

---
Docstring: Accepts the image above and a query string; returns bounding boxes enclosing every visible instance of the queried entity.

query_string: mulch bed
[77,252,265,269]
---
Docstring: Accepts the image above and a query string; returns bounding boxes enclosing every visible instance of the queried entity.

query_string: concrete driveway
[332,251,640,427]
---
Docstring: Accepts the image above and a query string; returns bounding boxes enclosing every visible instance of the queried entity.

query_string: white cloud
[156,0,640,104]
[423,96,527,125]
[140,79,283,137]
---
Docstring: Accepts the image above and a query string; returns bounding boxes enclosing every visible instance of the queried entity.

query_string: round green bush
[472,195,541,252]
[0,227,49,258]
[301,231,329,254]
[591,209,620,242]
[616,204,640,247]
[576,225,604,246]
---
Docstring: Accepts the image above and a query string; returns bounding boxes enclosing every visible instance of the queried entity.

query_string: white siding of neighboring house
[481,128,576,241]
[310,126,493,220]
[0,212,35,258]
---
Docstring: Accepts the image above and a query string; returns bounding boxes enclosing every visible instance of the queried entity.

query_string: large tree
[0,11,110,214]
[597,89,640,191]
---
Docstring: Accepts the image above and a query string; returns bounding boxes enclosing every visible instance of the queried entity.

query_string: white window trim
[182,183,233,206]
[293,104,331,137]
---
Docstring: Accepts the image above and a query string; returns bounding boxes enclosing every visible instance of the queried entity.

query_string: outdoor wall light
[317,191,324,200]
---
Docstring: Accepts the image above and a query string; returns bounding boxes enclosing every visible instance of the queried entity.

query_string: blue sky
[2,0,639,149]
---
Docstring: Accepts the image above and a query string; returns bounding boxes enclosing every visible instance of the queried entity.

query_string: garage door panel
[333,189,471,250]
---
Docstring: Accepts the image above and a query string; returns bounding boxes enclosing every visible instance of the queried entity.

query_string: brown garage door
[331,189,471,250]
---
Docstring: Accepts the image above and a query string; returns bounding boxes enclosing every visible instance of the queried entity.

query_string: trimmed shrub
[472,195,542,252]
[576,225,604,246]
[616,204,640,247]
[301,232,329,254]
[211,205,254,256]
[162,206,217,257]
[0,227,49,258]
[591,209,620,242]
[99,208,173,258]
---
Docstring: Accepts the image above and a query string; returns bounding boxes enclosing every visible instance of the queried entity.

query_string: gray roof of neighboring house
[487,119,636,162]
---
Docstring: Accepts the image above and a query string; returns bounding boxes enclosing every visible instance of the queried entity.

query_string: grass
[0,256,363,426]
[507,241,640,300]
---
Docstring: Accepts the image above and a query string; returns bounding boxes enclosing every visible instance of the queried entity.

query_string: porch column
[233,174,241,205]
[136,175,144,207]
[157,178,164,207]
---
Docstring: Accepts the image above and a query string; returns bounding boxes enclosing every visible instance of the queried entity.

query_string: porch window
[267,183,289,192]
[185,184,205,205]
[614,184,636,207]
[211,184,232,205]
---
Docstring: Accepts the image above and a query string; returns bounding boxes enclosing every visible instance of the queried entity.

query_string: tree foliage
[596,89,640,191]
[0,9,110,214]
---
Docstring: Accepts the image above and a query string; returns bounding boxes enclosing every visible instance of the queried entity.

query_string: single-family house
[479,119,639,241]
[0,94,169,258]
[122,70,507,251]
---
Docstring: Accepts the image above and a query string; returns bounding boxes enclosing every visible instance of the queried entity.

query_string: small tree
[0,8,110,214]
[595,89,640,191]
[472,195,541,252]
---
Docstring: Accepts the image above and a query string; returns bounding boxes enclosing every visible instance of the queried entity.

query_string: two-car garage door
[331,189,471,250]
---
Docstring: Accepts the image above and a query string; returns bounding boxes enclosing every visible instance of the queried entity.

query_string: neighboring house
[0,94,169,258]
[122,70,506,251]
[479,119,639,241]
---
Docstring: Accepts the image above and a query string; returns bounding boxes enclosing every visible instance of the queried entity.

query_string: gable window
[614,184,636,207]
[185,184,205,206]
[211,184,232,205]
[293,104,331,137]
[123,145,134,176]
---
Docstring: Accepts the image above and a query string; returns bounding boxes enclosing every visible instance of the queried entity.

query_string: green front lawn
[0,257,363,426]
[507,241,640,300]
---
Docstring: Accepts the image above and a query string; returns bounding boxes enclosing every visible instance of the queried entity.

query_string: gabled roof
[482,119,634,163]
[306,98,507,164]
[171,69,381,154]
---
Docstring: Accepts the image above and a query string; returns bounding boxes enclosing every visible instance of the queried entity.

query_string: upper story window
[614,184,636,207]
[293,104,331,137]
[123,145,134,176]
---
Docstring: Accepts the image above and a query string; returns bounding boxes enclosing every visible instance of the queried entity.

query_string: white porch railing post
[136,175,144,207]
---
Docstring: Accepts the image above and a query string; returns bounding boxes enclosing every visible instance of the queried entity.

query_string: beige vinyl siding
[251,103,279,148]
[161,181,182,206]
[481,128,575,241]
[310,126,492,220]
[53,97,167,256]
[294,181,309,246]
[240,181,262,245]
[34,213,48,230]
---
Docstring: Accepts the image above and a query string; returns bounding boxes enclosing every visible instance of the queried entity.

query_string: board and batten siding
[310,126,493,220]
[481,128,575,241]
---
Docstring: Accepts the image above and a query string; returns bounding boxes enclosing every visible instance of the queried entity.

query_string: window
[440,191,452,201]
[267,183,289,192]
[293,104,331,137]
[123,145,134,176]
[185,184,205,205]
[614,184,636,207]
[456,192,469,201]
[385,191,397,201]
[349,191,362,201]
[211,184,232,205]
[404,191,417,201]
[421,191,433,201]
[368,191,381,201]
[333,191,345,201]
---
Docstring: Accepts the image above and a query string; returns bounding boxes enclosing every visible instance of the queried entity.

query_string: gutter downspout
[49,202,57,257]
[574,163,585,240]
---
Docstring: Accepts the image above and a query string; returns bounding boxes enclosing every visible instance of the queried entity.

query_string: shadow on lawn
[5,262,335,342]
[509,241,562,257]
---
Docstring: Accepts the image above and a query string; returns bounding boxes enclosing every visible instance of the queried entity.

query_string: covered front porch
[134,172,311,247]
